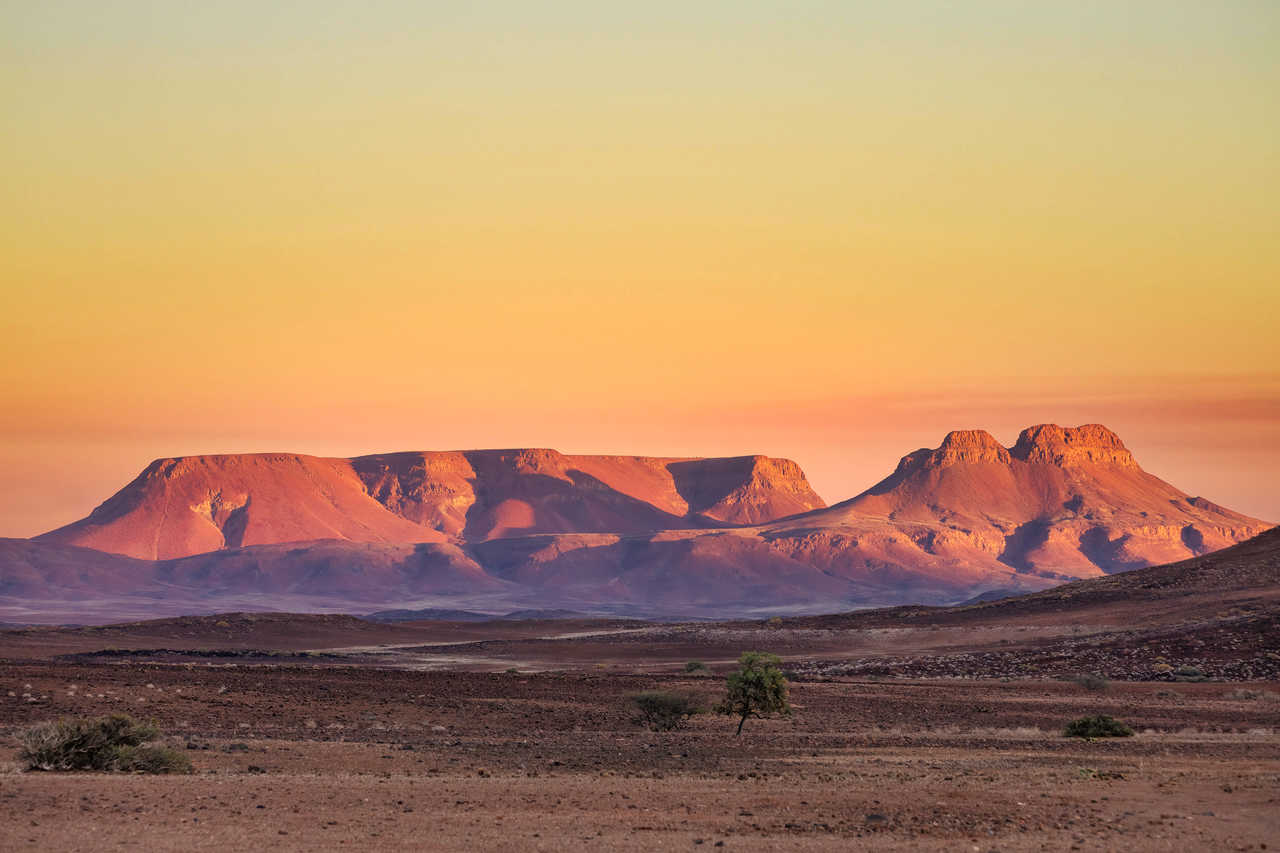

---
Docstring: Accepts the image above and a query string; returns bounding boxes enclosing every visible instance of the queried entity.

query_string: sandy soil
[1,659,1276,851]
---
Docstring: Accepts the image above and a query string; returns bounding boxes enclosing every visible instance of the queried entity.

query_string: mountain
[38,449,825,559]
[6,425,1270,622]
[36,454,444,561]
[831,424,1264,575]
[757,423,1268,583]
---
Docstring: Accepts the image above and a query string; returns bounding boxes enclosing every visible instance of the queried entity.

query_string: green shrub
[716,651,791,735]
[1063,715,1134,739]
[18,713,190,773]
[630,690,703,731]
[684,660,710,674]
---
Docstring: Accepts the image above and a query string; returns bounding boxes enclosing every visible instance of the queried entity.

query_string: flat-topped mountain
[36,449,825,560]
[36,454,444,561]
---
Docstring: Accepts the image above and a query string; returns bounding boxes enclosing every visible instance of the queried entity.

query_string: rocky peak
[1010,424,1137,468]
[882,430,1011,483]
[932,430,1012,466]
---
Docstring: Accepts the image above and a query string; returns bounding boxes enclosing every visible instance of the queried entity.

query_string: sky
[2,1,1278,536]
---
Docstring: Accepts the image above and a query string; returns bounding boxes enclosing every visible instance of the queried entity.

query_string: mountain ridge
[9,424,1271,622]
[38,449,826,560]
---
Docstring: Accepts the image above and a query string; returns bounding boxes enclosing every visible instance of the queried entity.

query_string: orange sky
[2,2,1277,536]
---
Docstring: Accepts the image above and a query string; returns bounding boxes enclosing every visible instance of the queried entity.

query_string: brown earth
[0,661,1276,851]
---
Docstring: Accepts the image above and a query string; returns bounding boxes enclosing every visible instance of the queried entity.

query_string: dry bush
[1171,665,1208,682]
[630,690,703,731]
[18,714,191,774]
[1063,715,1134,739]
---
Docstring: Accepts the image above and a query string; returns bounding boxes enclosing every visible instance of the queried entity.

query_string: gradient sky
[2,1,1278,536]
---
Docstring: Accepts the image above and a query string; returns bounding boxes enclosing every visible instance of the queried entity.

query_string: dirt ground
[1,657,1277,851]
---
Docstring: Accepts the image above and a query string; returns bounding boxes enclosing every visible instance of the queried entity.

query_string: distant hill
[780,526,1280,682]
[363,607,594,623]
[364,608,494,623]
[790,525,1280,631]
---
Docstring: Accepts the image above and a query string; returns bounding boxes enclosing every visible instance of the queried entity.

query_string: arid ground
[1,607,1277,852]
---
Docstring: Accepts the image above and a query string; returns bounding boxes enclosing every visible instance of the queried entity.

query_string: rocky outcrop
[667,456,826,525]
[1010,424,1137,467]
[924,430,1013,467]
[352,452,478,536]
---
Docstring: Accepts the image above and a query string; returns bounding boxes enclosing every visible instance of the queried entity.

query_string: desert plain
[2,584,1277,853]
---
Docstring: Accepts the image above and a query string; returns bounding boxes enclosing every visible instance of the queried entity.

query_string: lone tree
[717,651,791,735]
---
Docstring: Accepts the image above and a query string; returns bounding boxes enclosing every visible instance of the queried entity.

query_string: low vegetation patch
[1068,673,1110,691]
[684,660,710,674]
[18,713,192,773]
[630,690,703,731]
[1063,715,1134,739]
[1171,665,1208,682]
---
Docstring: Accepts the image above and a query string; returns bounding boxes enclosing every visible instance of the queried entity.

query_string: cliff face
[37,449,827,559]
[351,450,825,540]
